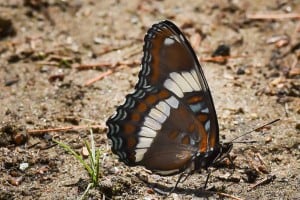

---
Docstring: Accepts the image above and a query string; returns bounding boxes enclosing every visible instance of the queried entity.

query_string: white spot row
[164,35,181,46]
[163,69,201,98]
[164,37,175,46]
[204,120,210,132]
[135,96,180,162]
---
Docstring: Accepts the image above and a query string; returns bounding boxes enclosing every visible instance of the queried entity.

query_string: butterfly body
[106,20,232,178]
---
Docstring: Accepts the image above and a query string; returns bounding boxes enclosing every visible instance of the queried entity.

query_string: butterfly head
[193,142,233,171]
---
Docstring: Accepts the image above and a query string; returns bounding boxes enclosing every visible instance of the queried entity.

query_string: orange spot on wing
[130,113,141,122]
[123,124,136,135]
[127,136,137,149]
[197,114,208,122]
[198,124,208,153]
[145,95,157,105]
[158,89,170,99]
[137,102,147,113]
[187,96,203,104]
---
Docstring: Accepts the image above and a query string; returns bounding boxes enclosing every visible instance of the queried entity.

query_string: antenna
[230,118,280,142]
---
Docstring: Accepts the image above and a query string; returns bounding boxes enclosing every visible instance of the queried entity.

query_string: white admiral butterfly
[106,20,233,191]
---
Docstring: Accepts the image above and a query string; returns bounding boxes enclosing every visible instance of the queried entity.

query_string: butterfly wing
[140,21,220,151]
[106,20,219,175]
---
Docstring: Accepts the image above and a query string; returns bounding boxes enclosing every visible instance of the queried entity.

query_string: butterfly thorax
[192,142,233,172]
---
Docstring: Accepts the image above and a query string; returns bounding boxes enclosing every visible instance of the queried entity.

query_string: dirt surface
[0,0,299,199]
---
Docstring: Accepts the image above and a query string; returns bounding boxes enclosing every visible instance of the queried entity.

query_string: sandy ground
[0,0,299,199]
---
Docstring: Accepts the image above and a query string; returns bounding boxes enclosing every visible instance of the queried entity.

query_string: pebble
[81,146,89,158]
[8,176,23,186]
[19,163,29,171]
[237,67,246,75]
[13,132,28,145]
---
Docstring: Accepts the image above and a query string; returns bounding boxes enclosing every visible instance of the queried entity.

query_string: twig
[48,55,74,62]
[27,125,105,136]
[84,69,114,86]
[217,192,244,200]
[36,62,60,66]
[255,153,266,166]
[75,61,116,70]
[246,13,300,20]
[83,59,139,86]
[248,175,276,191]
[96,41,139,56]
[75,60,139,70]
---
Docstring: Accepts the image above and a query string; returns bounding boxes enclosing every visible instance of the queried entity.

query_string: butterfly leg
[227,154,235,175]
[179,172,192,183]
[167,172,186,195]
[203,170,211,189]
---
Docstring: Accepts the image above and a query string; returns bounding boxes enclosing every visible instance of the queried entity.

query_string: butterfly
[106,20,233,191]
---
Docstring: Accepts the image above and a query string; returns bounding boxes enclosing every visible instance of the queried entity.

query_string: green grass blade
[84,140,96,173]
[95,149,101,183]
[53,139,93,177]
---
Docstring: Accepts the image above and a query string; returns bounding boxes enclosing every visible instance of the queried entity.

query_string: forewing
[138,21,219,151]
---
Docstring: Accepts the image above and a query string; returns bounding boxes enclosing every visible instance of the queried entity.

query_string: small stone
[19,163,29,171]
[94,37,106,44]
[249,113,258,119]
[243,169,259,183]
[8,176,23,186]
[212,44,230,57]
[37,166,49,174]
[265,136,272,143]
[237,67,246,75]
[13,132,28,145]
[108,166,120,174]
[81,146,89,158]
[146,188,155,194]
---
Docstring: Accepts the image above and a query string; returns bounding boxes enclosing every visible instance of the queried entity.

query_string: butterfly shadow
[138,176,217,198]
